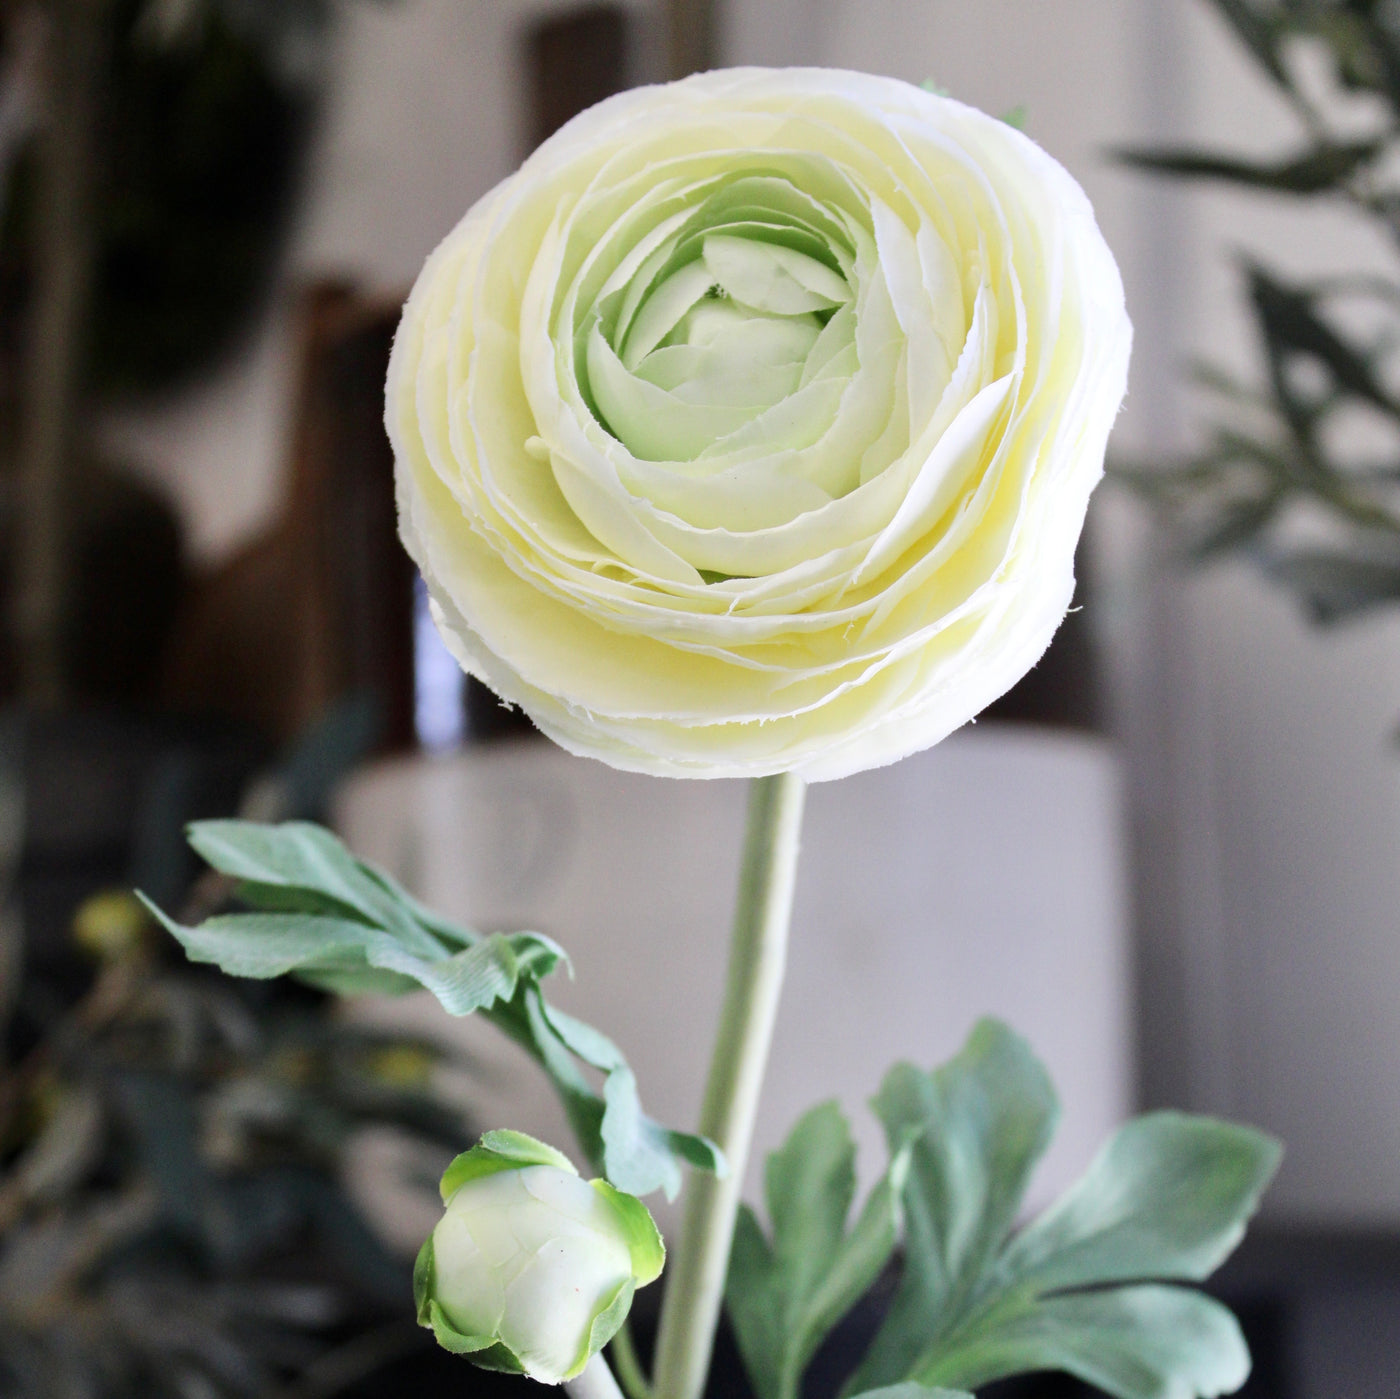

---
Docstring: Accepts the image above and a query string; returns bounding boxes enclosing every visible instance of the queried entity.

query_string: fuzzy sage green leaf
[844,1019,1280,1399]
[143,819,722,1199]
[849,1387,970,1399]
[726,1101,911,1399]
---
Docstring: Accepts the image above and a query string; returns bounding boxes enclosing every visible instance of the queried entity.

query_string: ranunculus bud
[414,1130,665,1384]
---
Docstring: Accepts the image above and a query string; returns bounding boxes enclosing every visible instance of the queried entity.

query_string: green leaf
[142,895,550,1016]
[996,1113,1281,1292]
[147,820,721,1200]
[188,819,449,954]
[847,1020,1056,1393]
[1247,264,1398,418]
[843,1020,1279,1399]
[136,902,389,980]
[1115,140,1380,194]
[523,992,726,1197]
[913,1286,1250,1399]
[850,1388,971,1399]
[727,1102,908,1399]
[1206,0,1290,88]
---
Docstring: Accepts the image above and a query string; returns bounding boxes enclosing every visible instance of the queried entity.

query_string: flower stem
[568,1355,628,1399]
[652,771,807,1399]
[609,1320,654,1399]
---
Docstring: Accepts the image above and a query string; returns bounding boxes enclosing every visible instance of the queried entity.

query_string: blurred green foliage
[0,907,471,1398]
[1117,0,1400,631]
[1,0,337,399]
[1,694,474,1398]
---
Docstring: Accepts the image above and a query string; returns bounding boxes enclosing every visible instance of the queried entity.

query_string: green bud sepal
[415,1129,665,1384]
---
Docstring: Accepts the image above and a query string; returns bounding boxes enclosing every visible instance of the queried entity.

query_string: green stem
[652,771,807,1399]
[568,1355,627,1399]
[609,1320,653,1399]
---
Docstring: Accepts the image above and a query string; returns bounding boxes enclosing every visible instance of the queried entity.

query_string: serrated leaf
[149,820,721,1200]
[844,1020,1279,1399]
[143,897,541,1017]
[364,931,550,1016]
[847,1020,1056,1394]
[912,1286,1250,1399]
[727,1102,907,1399]
[138,902,392,980]
[188,819,450,955]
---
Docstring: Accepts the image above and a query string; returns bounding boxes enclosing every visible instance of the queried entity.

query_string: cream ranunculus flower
[387,67,1131,780]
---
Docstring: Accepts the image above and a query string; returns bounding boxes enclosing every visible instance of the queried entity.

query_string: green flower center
[582,175,862,464]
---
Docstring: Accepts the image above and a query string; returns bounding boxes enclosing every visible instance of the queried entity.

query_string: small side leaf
[150,820,722,1200]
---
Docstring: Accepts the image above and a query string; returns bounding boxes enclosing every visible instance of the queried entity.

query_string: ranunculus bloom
[387,67,1130,779]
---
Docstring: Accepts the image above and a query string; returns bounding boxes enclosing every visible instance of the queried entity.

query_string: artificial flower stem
[653,771,808,1399]
[609,1321,654,1399]
[568,1355,628,1399]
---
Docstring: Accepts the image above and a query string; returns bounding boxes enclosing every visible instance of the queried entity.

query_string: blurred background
[1,0,1398,1395]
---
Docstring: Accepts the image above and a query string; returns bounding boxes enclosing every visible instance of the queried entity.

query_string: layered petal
[387,67,1132,780]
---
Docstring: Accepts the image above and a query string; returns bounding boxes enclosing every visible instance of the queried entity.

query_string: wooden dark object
[523,4,631,153]
[163,283,415,752]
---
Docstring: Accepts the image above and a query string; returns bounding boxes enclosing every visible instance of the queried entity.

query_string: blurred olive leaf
[142,819,722,1198]
[1115,139,1381,194]
[1112,0,1400,695]
[842,1020,1280,1399]
[1263,546,1400,622]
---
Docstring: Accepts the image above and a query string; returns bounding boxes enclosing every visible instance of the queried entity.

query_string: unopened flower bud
[415,1130,664,1384]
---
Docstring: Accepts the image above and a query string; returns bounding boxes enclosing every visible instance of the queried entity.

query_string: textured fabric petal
[386,67,1132,780]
